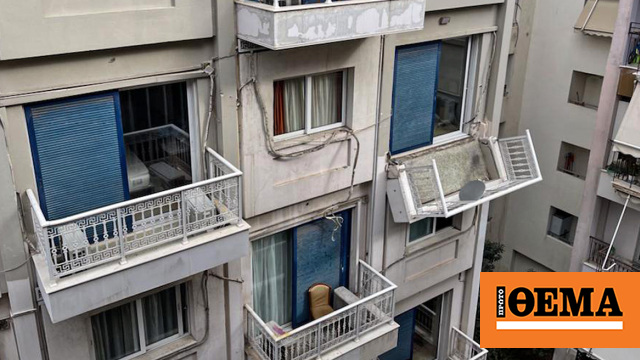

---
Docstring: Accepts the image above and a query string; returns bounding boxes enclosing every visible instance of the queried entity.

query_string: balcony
[29,148,250,323]
[449,327,488,360]
[387,131,542,222]
[246,260,398,360]
[584,237,640,273]
[235,0,425,50]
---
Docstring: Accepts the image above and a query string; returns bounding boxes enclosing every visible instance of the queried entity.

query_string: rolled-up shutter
[26,92,129,220]
[390,41,441,155]
[292,211,350,327]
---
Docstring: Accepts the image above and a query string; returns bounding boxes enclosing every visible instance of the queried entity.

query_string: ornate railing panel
[28,148,242,281]
[587,237,640,272]
[449,327,488,360]
[246,260,397,360]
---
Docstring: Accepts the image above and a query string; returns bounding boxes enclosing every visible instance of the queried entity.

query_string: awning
[574,0,619,37]
[612,87,640,158]
[386,130,542,222]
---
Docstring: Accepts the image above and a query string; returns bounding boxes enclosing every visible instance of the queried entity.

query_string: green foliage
[482,241,504,272]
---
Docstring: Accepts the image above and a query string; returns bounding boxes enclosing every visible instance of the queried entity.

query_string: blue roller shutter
[292,210,350,328]
[379,309,416,360]
[26,92,129,220]
[390,41,441,155]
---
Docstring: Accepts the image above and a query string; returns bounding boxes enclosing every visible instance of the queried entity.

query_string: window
[120,82,194,198]
[557,142,590,179]
[273,70,346,137]
[390,37,472,154]
[91,285,188,360]
[252,211,351,328]
[568,71,603,109]
[547,207,578,245]
[408,216,455,244]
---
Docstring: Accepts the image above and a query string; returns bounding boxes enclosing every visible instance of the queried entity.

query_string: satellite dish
[459,180,486,201]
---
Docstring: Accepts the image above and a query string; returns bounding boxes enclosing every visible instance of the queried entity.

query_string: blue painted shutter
[26,92,129,220]
[379,309,416,360]
[293,211,350,327]
[390,41,441,154]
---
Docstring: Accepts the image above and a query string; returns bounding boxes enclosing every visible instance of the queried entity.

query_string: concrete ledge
[35,222,250,323]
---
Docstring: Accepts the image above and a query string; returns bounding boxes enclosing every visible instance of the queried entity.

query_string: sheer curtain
[311,72,343,129]
[142,287,179,345]
[274,78,305,135]
[252,231,292,325]
[92,302,140,360]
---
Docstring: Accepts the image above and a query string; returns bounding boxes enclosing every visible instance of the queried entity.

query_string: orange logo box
[480,272,640,348]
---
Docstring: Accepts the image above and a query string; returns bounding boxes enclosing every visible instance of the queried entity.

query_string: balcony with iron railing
[449,327,488,360]
[585,237,640,272]
[235,0,425,50]
[246,260,398,360]
[29,148,250,323]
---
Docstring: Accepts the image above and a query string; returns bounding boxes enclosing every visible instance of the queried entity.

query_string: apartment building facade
[0,1,531,360]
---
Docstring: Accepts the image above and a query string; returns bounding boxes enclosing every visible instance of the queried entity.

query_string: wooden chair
[308,283,334,320]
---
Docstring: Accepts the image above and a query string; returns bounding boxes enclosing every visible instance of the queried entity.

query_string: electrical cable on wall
[244,52,363,225]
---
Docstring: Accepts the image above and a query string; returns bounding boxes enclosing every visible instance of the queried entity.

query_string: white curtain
[91,302,140,360]
[252,232,292,325]
[142,287,179,345]
[311,72,342,129]
[284,78,305,133]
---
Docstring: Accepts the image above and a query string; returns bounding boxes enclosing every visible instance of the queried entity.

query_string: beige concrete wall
[497,0,611,272]
[0,0,213,60]
[237,39,380,218]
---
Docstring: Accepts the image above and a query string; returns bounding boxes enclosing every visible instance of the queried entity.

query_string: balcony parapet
[235,0,425,50]
[449,327,488,360]
[246,260,397,360]
[28,148,243,283]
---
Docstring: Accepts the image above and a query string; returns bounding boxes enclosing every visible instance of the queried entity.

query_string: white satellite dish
[459,180,486,201]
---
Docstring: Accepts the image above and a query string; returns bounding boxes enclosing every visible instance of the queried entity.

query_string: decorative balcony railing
[27,148,242,282]
[246,260,397,360]
[586,237,640,272]
[245,0,387,9]
[449,327,488,360]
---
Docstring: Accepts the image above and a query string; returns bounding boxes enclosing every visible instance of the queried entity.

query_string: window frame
[90,285,188,360]
[432,36,474,145]
[406,217,455,246]
[273,69,348,140]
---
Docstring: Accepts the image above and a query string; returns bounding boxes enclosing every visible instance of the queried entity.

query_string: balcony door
[251,210,351,329]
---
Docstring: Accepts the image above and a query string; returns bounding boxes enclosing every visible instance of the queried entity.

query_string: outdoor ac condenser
[549,213,572,238]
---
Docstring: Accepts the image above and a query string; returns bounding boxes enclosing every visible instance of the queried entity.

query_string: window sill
[272,126,350,152]
[134,335,197,360]
[405,226,461,256]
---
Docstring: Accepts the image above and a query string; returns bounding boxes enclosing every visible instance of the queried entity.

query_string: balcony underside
[35,221,249,323]
[236,0,425,50]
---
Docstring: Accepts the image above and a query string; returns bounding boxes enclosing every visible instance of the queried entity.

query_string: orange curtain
[274,81,285,136]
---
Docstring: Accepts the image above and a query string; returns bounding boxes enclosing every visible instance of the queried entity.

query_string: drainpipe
[569,0,635,271]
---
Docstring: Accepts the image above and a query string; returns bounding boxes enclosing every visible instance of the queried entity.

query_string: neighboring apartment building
[493,0,618,273]
[0,1,533,360]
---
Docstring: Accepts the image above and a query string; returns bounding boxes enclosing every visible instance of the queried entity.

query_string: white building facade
[0,1,528,360]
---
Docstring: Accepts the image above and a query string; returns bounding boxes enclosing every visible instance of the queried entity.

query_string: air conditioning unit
[549,212,572,238]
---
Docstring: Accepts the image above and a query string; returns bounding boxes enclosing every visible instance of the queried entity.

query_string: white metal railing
[239,0,389,11]
[246,260,397,360]
[28,148,242,282]
[449,327,488,360]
